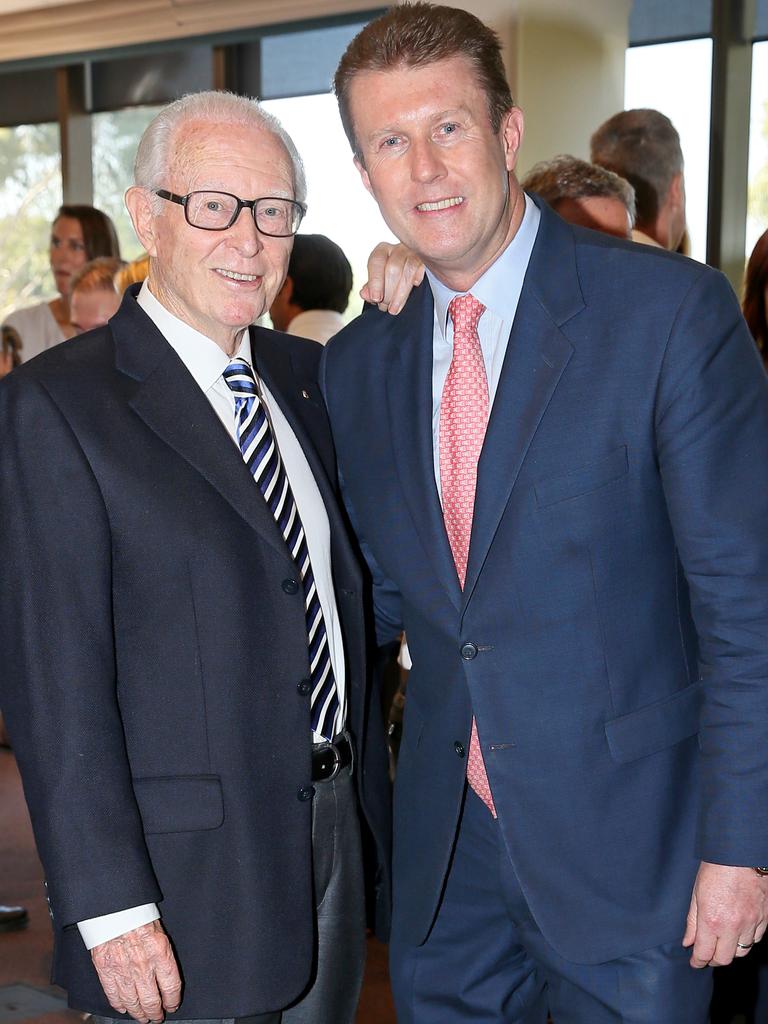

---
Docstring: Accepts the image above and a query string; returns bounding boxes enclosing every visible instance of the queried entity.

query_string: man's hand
[683,861,768,967]
[90,920,182,1023]
[362,242,425,315]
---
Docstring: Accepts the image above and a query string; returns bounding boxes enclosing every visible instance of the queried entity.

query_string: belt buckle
[316,741,341,781]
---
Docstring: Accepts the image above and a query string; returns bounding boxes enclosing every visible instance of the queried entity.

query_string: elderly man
[521,154,635,239]
[321,4,768,1023]
[590,107,686,250]
[0,91,390,1024]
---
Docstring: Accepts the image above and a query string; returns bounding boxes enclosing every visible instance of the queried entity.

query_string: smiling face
[349,55,524,292]
[49,216,88,297]
[126,120,295,353]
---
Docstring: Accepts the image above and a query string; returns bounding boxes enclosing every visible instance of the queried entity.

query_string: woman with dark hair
[744,228,768,366]
[1,204,120,373]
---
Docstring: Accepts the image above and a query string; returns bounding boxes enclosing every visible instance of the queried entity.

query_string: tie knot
[223,358,258,400]
[448,293,485,334]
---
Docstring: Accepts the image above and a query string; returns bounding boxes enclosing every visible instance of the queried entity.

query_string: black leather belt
[312,734,353,782]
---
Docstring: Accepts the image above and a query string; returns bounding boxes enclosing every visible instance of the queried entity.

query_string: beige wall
[465,0,630,176]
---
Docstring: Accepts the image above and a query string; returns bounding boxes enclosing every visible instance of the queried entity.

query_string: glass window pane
[756,0,768,41]
[629,0,712,46]
[92,105,165,261]
[747,41,768,259]
[262,93,396,325]
[625,39,713,262]
[261,20,372,100]
[0,122,62,321]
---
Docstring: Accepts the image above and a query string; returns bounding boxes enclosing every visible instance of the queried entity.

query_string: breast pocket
[534,445,629,510]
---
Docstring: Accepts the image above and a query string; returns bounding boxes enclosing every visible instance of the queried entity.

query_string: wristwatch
[755,867,768,876]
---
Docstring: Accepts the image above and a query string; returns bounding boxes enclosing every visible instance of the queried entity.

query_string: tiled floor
[0,747,395,1024]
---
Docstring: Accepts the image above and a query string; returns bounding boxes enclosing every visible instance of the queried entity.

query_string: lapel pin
[301,388,311,399]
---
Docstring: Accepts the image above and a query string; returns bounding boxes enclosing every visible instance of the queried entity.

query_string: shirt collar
[137,280,251,392]
[427,191,540,336]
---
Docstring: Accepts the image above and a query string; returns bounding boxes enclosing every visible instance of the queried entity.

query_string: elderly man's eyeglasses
[155,189,307,237]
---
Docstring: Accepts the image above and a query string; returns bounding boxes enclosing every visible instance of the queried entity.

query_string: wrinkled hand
[362,242,425,315]
[683,862,768,967]
[90,920,182,1023]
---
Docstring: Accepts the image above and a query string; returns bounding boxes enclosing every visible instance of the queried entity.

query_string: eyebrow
[365,107,473,141]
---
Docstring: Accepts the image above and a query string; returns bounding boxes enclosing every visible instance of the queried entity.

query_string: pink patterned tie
[439,293,497,818]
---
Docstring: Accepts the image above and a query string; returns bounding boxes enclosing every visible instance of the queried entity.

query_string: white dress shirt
[428,192,540,494]
[78,284,346,949]
[286,308,346,345]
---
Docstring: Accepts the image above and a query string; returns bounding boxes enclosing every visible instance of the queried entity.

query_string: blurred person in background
[1,205,120,374]
[69,257,124,335]
[590,108,686,251]
[114,252,150,295]
[522,155,635,239]
[743,228,768,369]
[270,233,353,344]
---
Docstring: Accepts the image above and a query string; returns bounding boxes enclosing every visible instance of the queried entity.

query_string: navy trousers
[390,787,713,1023]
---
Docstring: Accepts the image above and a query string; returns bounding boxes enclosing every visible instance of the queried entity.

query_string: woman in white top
[1,205,120,374]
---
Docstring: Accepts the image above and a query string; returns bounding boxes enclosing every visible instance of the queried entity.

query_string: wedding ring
[737,941,755,949]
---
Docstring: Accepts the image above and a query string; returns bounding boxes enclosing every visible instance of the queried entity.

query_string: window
[92,105,165,260]
[0,122,62,321]
[747,40,768,261]
[261,93,396,323]
[624,39,713,261]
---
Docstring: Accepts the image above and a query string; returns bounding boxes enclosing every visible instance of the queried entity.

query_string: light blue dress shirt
[428,192,540,493]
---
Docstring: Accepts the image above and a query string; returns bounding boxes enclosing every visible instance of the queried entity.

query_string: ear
[125,187,160,257]
[668,171,685,207]
[354,156,374,197]
[501,107,525,173]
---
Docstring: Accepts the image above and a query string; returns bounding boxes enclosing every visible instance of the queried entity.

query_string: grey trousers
[92,761,366,1024]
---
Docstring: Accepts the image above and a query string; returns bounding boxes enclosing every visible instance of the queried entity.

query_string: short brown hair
[590,109,683,227]
[334,2,514,161]
[56,205,121,261]
[70,257,124,296]
[743,228,768,361]
[522,155,636,226]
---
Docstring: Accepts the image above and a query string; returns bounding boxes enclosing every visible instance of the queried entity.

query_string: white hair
[133,91,307,212]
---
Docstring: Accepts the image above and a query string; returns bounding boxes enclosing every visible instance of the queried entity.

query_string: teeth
[218,269,259,282]
[417,197,464,212]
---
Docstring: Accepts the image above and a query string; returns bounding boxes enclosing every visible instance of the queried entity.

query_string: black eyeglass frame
[155,189,307,237]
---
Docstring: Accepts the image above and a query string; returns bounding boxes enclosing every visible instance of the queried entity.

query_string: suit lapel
[462,202,583,608]
[112,294,288,560]
[385,285,462,611]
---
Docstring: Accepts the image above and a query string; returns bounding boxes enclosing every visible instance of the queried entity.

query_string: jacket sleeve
[0,373,162,927]
[654,267,768,866]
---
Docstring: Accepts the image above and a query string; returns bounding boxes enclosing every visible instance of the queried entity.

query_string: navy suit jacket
[0,290,390,1016]
[321,199,768,964]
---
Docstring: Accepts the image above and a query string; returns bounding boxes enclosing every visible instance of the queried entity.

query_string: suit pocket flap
[132,775,224,834]
[604,680,702,764]
[535,446,628,509]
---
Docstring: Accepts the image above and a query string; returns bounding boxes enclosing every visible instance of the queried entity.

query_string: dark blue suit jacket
[322,200,768,964]
[0,291,391,1016]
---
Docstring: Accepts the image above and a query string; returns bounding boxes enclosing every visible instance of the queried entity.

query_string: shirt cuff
[77,903,161,949]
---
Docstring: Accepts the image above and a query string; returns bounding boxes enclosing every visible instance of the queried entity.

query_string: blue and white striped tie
[223,358,340,741]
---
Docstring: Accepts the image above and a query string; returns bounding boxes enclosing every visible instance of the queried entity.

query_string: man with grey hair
[522,154,635,239]
[590,108,686,250]
[0,90,390,1024]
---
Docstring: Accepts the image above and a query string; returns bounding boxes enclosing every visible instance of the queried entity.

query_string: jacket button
[297,678,311,696]
[454,741,465,758]
[282,578,299,595]
[460,642,478,660]
[297,785,315,802]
